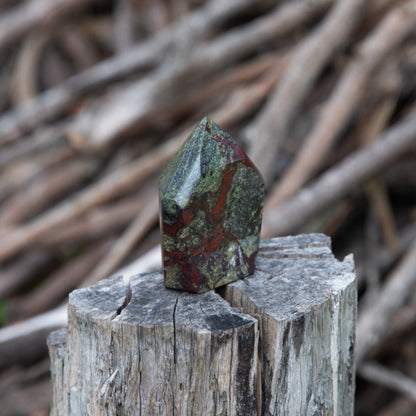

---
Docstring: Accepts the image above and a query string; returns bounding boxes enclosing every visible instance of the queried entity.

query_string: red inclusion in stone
[159,117,264,293]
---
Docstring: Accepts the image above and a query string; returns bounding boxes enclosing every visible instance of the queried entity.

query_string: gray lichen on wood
[48,234,356,415]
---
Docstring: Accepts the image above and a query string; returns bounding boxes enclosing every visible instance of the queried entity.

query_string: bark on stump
[48,234,356,415]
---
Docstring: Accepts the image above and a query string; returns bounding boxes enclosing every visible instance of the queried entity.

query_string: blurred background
[0,0,416,414]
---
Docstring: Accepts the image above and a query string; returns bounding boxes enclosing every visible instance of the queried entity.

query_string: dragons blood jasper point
[159,117,264,293]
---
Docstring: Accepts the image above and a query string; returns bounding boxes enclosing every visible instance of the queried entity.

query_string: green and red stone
[159,117,264,293]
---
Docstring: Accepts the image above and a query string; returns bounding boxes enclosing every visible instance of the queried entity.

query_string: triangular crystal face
[159,117,264,293]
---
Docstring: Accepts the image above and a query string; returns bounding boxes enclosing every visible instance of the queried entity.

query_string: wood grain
[48,235,356,415]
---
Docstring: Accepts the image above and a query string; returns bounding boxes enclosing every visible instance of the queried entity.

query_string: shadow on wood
[48,234,356,415]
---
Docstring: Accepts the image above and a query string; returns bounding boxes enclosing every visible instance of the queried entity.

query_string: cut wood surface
[49,234,356,415]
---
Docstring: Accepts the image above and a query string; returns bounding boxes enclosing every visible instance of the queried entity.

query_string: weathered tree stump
[48,234,356,416]
[222,235,356,415]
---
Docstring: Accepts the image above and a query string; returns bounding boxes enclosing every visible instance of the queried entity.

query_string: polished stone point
[159,117,264,293]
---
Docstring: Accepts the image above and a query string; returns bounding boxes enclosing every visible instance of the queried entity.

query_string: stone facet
[159,117,264,293]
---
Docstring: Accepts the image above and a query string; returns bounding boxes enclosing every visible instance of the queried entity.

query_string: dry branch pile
[0,0,416,414]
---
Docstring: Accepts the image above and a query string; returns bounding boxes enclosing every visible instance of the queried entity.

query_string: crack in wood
[116,275,132,316]
[259,243,328,252]
[257,253,323,259]
[172,296,179,366]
